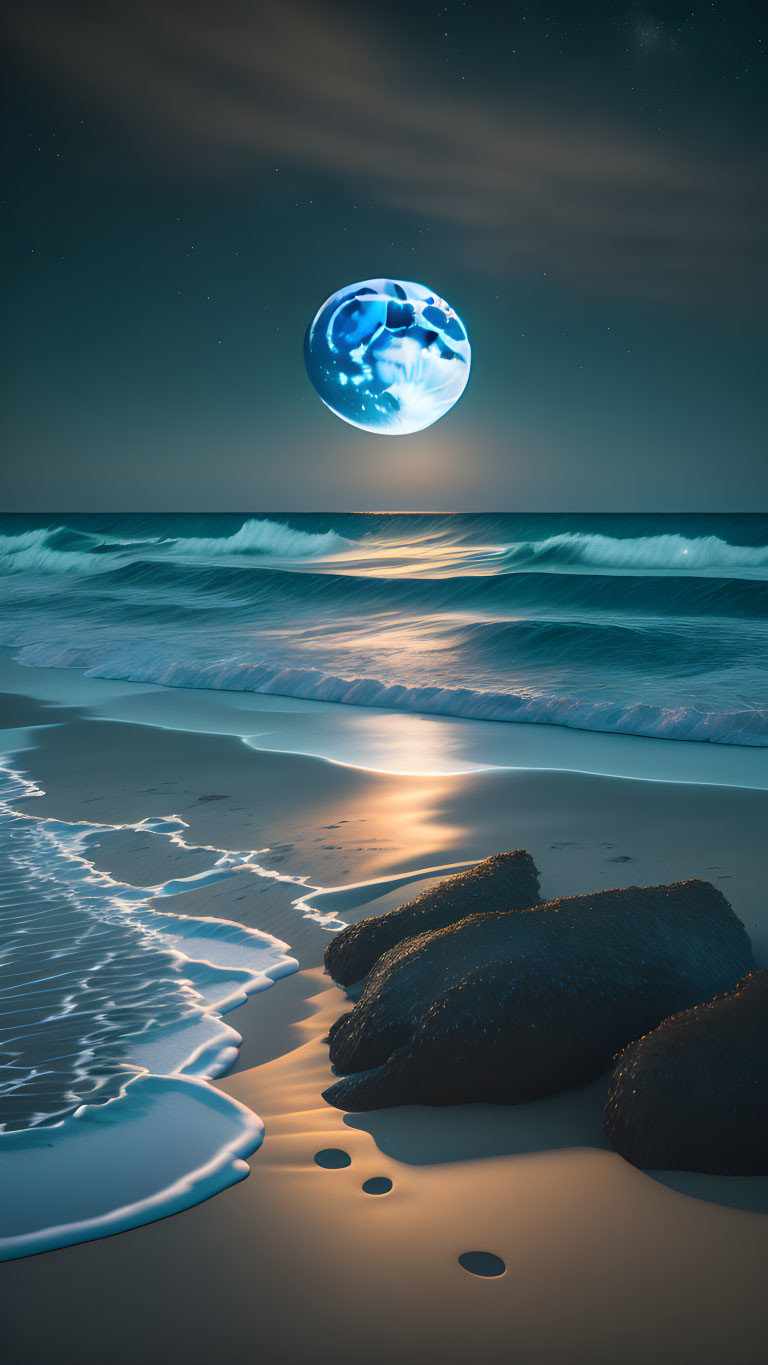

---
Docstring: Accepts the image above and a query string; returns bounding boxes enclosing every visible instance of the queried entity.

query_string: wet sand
[2,674,768,1365]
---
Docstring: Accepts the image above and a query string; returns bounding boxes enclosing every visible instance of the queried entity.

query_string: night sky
[2,1,765,511]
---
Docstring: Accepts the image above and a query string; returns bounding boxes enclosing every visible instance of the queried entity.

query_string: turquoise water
[1,512,766,745]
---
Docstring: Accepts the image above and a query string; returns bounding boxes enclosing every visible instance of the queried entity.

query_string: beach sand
[2,667,768,1365]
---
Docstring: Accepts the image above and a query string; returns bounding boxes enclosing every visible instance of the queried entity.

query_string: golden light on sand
[319,711,491,777]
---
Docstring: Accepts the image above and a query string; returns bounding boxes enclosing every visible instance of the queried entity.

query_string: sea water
[0,762,303,1259]
[1,511,767,1256]
[1,511,766,746]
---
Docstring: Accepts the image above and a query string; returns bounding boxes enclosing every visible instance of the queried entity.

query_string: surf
[1,512,766,749]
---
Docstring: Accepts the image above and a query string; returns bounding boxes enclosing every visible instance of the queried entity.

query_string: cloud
[6,0,763,306]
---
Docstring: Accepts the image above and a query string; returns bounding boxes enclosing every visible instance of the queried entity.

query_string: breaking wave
[0,527,109,576]
[162,517,350,559]
[7,640,766,748]
[504,531,768,575]
[1,512,766,749]
[0,517,349,575]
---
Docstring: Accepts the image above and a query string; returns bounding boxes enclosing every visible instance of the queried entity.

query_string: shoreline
[2,646,767,792]
[2,665,768,1364]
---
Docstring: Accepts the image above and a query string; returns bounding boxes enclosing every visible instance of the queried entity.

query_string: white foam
[0,751,487,1260]
[0,517,350,576]
[38,646,765,748]
[505,531,768,576]
[0,1075,262,1261]
[0,760,299,1259]
[165,516,349,559]
[0,527,105,576]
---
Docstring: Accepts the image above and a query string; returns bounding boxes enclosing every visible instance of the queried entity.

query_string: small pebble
[458,1251,506,1278]
[314,1148,351,1169]
[362,1177,392,1195]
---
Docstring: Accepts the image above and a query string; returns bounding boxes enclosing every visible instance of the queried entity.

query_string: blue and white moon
[304,278,471,435]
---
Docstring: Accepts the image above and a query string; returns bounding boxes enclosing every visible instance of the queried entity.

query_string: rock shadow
[343,1078,609,1166]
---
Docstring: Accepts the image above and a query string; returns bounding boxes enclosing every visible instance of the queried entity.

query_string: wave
[504,531,768,575]
[0,517,350,575]
[10,641,765,747]
[162,517,350,559]
[450,617,712,670]
[0,527,109,576]
[0,765,298,1134]
[88,558,768,619]
[2,513,765,752]
[0,762,298,1259]
[3,520,768,586]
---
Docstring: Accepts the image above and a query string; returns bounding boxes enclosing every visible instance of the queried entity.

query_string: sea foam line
[0,756,474,1259]
[0,759,306,1259]
[57,649,768,748]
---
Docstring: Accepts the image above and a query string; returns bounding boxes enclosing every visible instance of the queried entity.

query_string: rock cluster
[323,857,765,1173]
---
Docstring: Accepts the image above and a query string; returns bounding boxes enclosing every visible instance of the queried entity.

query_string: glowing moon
[304,278,471,435]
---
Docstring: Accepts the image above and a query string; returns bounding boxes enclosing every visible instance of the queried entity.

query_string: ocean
[1,511,767,745]
[1,510,767,1259]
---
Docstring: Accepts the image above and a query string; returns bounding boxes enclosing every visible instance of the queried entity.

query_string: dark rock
[324,851,540,987]
[604,969,768,1174]
[323,880,754,1112]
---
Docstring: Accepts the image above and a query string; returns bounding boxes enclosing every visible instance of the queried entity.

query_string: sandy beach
[1,657,767,1365]
[5,0,766,1348]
